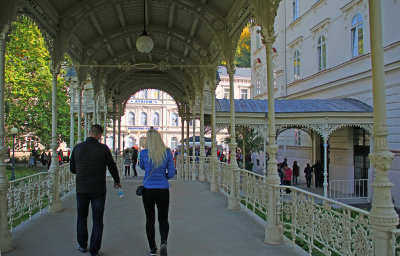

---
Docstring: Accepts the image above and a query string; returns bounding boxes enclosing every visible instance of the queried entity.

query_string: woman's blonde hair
[146,128,167,167]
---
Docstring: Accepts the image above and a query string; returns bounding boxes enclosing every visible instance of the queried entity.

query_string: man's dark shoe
[150,247,157,256]
[77,245,87,252]
[160,243,168,256]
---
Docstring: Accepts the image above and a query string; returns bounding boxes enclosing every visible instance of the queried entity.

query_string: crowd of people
[277,158,325,192]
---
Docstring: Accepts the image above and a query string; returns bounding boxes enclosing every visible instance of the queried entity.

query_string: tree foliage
[5,16,71,150]
[235,26,251,68]
[224,126,264,162]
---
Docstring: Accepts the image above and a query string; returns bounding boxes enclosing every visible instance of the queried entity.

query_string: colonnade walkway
[6,179,307,256]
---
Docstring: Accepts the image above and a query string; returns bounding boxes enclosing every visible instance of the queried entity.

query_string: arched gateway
[0,0,397,255]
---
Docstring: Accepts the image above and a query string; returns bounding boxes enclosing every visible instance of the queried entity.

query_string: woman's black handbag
[136,185,144,196]
[136,166,155,196]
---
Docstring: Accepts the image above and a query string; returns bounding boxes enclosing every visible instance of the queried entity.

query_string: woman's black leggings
[142,189,170,249]
[124,166,130,176]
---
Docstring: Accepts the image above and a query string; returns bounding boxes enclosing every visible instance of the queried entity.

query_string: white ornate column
[117,111,121,153]
[0,25,13,252]
[93,98,97,125]
[262,28,283,244]
[191,108,197,181]
[210,83,218,192]
[323,138,328,197]
[185,116,190,180]
[69,88,75,153]
[226,65,240,210]
[49,64,62,213]
[103,108,107,145]
[368,0,399,254]
[96,99,100,124]
[199,92,206,181]
[180,114,185,179]
[77,88,82,143]
[84,112,88,140]
[263,118,267,176]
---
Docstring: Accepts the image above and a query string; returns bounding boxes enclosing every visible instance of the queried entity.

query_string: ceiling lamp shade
[136,33,154,53]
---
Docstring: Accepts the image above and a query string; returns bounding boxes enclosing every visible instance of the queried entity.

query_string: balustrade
[393,229,400,255]
[240,170,268,220]
[277,185,373,255]
[7,164,76,230]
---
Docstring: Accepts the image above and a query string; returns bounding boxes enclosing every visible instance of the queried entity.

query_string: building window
[317,35,327,71]
[224,89,230,99]
[126,137,136,148]
[295,129,301,145]
[351,14,364,58]
[189,120,193,127]
[140,112,147,126]
[294,50,300,80]
[241,89,248,99]
[293,0,299,21]
[127,112,135,126]
[170,137,178,150]
[140,89,148,99]
[171,113,178,126]
[152,112,159,126]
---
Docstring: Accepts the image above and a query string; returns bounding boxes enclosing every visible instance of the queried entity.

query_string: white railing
[277,185,373,255]
[240,169,267,220]
[216,162,230,195]
[176,155,184,179]
[7,163,77,230]
[8,172,50,229]
[393,229,400,256]
[329,179,369,201]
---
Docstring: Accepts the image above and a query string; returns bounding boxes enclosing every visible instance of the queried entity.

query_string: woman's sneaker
[150,247,157,256]
[160,243,168,256]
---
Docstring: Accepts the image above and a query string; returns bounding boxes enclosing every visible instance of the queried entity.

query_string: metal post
[69,88,75,153]
[367,0,399,254]
[227,65,240,210]
[263,29,283,244]
[210,83,218,192]
[49,65,62,213]
[199,92,206,181]
[323,139,328,197]
[11,135,15,180]
[77,88,82,143]
[191,109,196,181]
[0,27,13,251]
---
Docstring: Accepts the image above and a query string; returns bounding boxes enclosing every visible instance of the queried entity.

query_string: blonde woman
[139,128,175,256]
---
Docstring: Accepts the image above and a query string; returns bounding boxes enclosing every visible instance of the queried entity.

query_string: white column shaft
[69,89,75,153]
[0,29,13,252]
[323,139,328,197]
[77,89,82,143]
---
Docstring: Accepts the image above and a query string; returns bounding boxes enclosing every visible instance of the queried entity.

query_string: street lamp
[10,127,18,181]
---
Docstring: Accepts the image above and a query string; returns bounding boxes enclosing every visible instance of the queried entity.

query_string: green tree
[224,126,264,163]
[235,26,251,68]
[5,16,71,149]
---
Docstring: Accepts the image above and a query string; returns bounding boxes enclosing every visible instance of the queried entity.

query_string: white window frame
[152,112,159,126]
[294,50,301,80]
[171,113,178,127]
[241,89,248,100]
[317,35,327,71]
[293,0,299,21]
[351,13,364,58]
[224,88,230,99]
[127,112,135,126]
[140,112,147,126]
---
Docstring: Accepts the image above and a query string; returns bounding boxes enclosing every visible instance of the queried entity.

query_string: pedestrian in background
[283,164,293,194]
[124,149,131,178]
[304,163,312,188]
[292,161,299,185]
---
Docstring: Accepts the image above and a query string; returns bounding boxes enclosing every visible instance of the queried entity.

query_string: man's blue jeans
[76,192,106,255]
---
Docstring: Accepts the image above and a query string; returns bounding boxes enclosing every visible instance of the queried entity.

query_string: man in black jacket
[70,124,121,256]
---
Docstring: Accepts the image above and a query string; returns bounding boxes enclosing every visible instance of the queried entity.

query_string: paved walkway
[6,179,307,256]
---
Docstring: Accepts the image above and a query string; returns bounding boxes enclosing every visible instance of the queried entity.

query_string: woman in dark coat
[292,161,299,185]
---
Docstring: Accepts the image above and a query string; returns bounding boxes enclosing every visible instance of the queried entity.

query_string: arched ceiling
[11,0,257,110]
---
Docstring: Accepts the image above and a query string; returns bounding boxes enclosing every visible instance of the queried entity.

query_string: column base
[0,230,13,252]
[227,197,240,210]
[264,225,283,244]
[210,182,218,192]
[49,201,63,213]
[199,173,206,182]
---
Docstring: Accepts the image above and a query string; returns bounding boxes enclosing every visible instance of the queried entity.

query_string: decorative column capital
[369,151,394,173]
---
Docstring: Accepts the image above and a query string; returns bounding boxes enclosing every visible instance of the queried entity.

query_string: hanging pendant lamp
[136,0,154,53]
